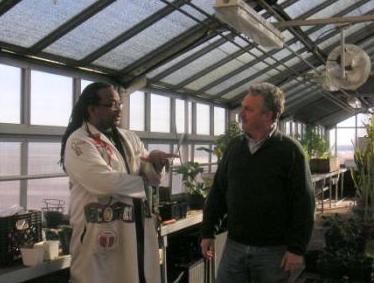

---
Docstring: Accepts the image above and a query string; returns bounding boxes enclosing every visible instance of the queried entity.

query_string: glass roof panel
[306,1,373,41]
[247,48,266,59]
[221,74,270,100]
[271,48,292,61]
[282,79,299,91]
[207,61,269,95]
[161,48,236,85]
[93,9,200,70]
[44,0,165,60]
[281,30,295,42]
[0,0,94,48]
[181,0,214,19]
[185,53,254,90]
[232,36,251,47]
[284,0,326,18]
[301,0,357,32]
[165,0,215,15]
[217,40,242,54]
[318,22,369,50]
[147,35,223,78]
[160,41,242,85]
[286,41,304,53]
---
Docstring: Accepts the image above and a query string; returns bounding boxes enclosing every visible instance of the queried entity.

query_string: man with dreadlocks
[60,82,176,283]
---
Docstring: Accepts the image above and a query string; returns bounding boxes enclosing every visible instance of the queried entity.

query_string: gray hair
[247,82,285,121]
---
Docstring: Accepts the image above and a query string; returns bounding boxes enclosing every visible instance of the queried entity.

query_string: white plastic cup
[44,240,60,260]
[20,247,44,266]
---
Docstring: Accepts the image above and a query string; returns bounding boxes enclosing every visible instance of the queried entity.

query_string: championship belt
[84,202,134,223]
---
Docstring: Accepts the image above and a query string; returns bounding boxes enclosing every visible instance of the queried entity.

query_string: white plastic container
[44,240,60,260]
[20,247,44,266]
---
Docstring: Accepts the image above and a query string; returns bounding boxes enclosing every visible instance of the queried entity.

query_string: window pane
[235,113,239,123]
[0,64,20,123]
[188,102,192,134]
[214,106,225,136]
[0,181,20,209]
[196,103,210,135]
[31,70,72,126]
[171,144,183,195]
[329,128,336,156]
[0,142,21,176]
[150,94,170,133]
[358,127,368,138]
[194,144,209,166]
[175,99,185,133]
[211,152,218,173]
[194,144,210,176]
[81,79,93,91]
[129,91,145,131]
[286,121,291,135]
[28,177,69,211]
[336,128,355,164]
[147,144,171,187]
[357,113,371,127]
[337,115,356,127]
[28,142,63,174]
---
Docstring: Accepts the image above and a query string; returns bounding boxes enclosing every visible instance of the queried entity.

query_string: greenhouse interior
[0,0,374,282]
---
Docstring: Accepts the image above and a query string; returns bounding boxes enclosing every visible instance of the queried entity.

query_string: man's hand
[280,251,303,273]
[200,238,215,260]
[141,150,178,172]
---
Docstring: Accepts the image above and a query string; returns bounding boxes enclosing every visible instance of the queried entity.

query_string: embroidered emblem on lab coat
[71,140,86,156]
[97,230,117,251]
[91,134,114,166]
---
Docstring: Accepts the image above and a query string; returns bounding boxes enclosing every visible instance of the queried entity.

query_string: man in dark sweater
[201,82,315,283]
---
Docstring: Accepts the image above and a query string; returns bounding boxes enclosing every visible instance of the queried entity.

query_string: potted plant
[298,123,339,173]
[351,113,374,222]
[316,213,373,281]
[197,121,242,162]
[195,121,242,187]
[172,161,209,209]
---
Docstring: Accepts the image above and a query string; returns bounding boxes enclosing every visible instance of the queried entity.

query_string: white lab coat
[65,122,161,283]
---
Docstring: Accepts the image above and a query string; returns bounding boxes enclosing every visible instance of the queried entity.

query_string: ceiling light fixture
[214,0,284,49]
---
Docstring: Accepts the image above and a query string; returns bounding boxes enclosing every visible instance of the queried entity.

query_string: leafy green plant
[172,161,209,197]
[317,214,369,278]
[298,123,329,159]
[351,113,374,222]
[197,121,242,161]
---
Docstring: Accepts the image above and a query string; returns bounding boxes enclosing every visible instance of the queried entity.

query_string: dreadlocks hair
[60,82,112,170]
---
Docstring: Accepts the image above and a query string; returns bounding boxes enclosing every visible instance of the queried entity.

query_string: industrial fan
[324,43,371,91]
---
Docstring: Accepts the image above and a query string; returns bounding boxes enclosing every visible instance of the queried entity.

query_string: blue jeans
[217,239,289,283]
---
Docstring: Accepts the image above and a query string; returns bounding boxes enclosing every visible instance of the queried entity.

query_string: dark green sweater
[201,131,315,255]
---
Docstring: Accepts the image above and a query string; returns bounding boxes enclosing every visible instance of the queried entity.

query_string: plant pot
[44,240,60,260]
[188,194,205,210]
[58,225,73,255]
[310,157,340,173]
[44,211,63,228]
[20,247,44,266]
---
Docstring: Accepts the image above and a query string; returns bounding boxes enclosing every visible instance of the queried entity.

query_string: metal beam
[0,0,21,17]
[148,80,228,106]
[0,47,116,83]
[210,50,304,99]
[79,0,189,65]
[189,0,343,97]
[276,15,374,28]
[30,0,116,53]
[151,34,233,82]
[173,43,255,89]
[258,0,327,64]
[119,21,217,84]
